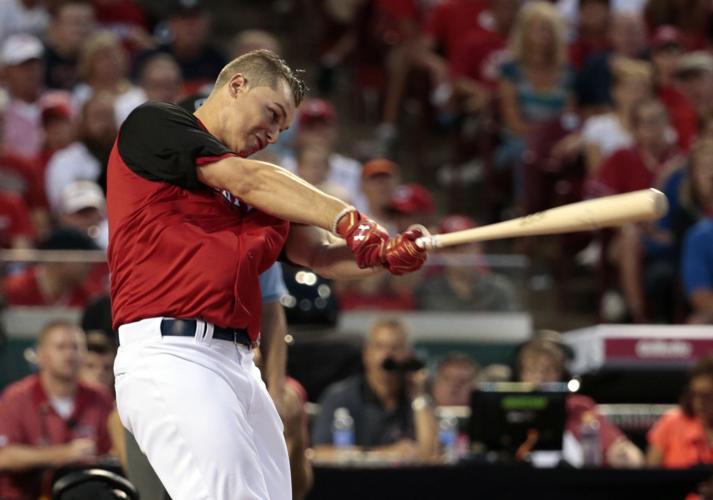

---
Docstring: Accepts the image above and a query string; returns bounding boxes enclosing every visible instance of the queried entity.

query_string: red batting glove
[336,210,390,268]
[384,226,428,275]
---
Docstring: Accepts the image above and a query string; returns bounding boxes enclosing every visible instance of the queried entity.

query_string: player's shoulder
[121,101,195,131]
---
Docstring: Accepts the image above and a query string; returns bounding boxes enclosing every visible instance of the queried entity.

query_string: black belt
[160,319,252,348]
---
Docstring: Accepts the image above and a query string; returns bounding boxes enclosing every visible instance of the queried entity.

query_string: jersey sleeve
[117,102,236,190]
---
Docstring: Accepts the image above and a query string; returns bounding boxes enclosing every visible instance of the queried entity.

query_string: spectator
[389,183,436,233]
[648,353,713,467]
[311,318,438,461]
[415,214,520,312]
[682,217,713,323]
[0,320,113,500]
[497,1,575,204]
[282,98,364,206]
[295,143,351,203]
[0,190,34,248]
[431,353,478,407]
[136,0,225,96]
[44,0,96,90]
[0,33,46,158]
[356,158,397,230]
[0,0,49,45]
[72,30,144,126]
[91,0,153,52]
[79,330,116,391]
[567,0,611,69]
[517,336,644,467]
[575,12,647,114]
[230,29,281,59]
[579,57,653,175]
[591,98,684,322]
[645,0,709,51]
[674,52,713,125]
[2,227,99,307]
[45,91,117,211]
[57,180,108,248]
[137,53,183,104]
[450,0,520,113]
[650,26,698,153]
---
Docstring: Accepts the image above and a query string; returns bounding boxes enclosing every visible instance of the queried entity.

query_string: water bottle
[438,415,458,463]
[580,411,602,467]
[332,407,355,448]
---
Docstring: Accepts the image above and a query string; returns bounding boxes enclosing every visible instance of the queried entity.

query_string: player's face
[38,326,85,382]
[230,77,295,157]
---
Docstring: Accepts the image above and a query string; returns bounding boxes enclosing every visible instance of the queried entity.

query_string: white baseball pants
[114,317,291,500]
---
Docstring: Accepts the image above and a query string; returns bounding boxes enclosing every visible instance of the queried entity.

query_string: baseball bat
[417,188,668,250]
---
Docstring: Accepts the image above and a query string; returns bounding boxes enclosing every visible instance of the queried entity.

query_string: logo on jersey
[218,189,253,213]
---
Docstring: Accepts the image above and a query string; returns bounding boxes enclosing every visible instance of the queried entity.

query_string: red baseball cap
[362,158,398,179]
[439,214,476,234]
[651,25,681,51]
[298,98,336,128]
[39,92,73,125]
[389,183,435,215]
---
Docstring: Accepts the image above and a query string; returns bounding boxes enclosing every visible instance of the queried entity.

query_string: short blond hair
[78,30,126,81]
[212,49,306,106]
[611,57,654,87]
[509,1,567,68]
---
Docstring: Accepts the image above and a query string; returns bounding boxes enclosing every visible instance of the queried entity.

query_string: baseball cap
[389,183,435,215]
[362,158,398,179]
[39,92,73,125]
[439,214,476,234]
[675,51,713,78]
[60,181,106,215]
[298,98,336,128]
[0,33,43,66]
[651,25,681,51]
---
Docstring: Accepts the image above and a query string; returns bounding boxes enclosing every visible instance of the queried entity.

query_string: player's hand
[336,210,390,268]
[383,226,429,275]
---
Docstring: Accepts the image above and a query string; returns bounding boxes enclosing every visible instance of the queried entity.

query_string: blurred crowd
[4,0,713,498]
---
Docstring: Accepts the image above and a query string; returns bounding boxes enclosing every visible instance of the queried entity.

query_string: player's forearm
[198,157,349,230]
[310,241,382,280]
[0,444,68,470]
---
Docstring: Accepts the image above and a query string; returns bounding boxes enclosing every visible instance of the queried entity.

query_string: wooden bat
[417,188,668,250]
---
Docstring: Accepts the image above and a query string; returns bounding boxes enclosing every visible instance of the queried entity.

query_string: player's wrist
[332,206,358,237]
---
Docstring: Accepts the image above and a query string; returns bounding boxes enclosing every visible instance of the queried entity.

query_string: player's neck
[194,99,221,138]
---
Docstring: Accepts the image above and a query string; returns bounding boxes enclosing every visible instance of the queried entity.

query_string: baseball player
[107,49,427,500]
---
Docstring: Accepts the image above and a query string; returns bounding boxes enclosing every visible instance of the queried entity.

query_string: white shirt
[50,396,75,419]
[72,84,147,127]
[45,142,102,213]
[281,152,367,209]
[0,0,48,45]
[581,113,632,159]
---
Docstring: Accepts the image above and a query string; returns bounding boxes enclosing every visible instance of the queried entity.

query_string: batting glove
[383,225,429,275]
[335,209,390,269]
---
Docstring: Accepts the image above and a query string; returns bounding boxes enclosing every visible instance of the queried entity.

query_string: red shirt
[423,0,487,59]
[2,266,92,307]
[590,146,676,197]
[108,103,289,340]
[0,191,34,248]
[0,374,113,500]
[450,27,508,90]
[658,85,698,152]
[0,152,47,210]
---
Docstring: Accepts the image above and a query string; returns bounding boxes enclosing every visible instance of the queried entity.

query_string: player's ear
[229,73,248,97]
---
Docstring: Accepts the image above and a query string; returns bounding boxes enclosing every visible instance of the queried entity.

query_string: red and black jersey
[107,102,289,340]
